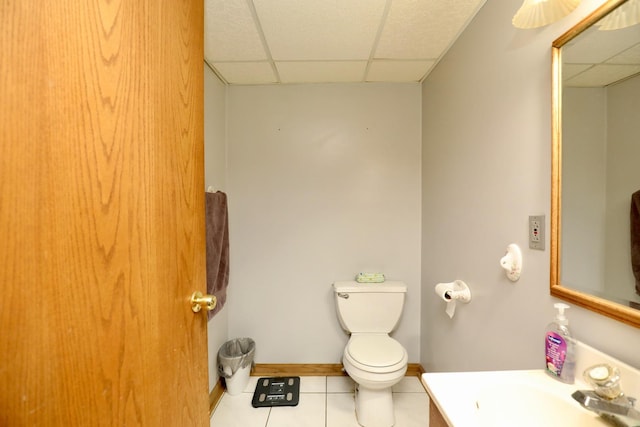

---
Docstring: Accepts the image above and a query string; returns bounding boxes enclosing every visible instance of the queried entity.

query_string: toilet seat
[345,335,407,373]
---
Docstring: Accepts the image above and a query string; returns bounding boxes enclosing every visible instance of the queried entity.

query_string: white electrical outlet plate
[529,215,545,250]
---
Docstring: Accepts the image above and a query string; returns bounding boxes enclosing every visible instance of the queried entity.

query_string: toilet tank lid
[333,281,407,293]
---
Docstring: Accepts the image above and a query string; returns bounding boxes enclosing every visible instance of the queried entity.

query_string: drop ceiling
[204,0,487,85]
[563,27,640,87]
[562,1,640,88]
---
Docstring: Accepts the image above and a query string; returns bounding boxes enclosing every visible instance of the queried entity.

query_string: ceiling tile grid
[204,0,487,85]
[366,60,436,82]
[606,43,640,65]
[276,61,368,84]
[565,64,640,87]
[562,19,640,87]
[213,62,277,84]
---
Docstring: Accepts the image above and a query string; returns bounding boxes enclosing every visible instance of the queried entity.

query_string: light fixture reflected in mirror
[513,0,582,29]
[596,0,640,29]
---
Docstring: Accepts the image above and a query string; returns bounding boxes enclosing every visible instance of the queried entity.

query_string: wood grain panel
[209,380,225,417]
[0,1,206,425]
[251,363,425,377]
[429,399,450,427]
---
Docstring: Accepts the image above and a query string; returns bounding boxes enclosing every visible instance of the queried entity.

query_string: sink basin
[422,342,640,426]
[422,370,607,426]
[475,382,607,427]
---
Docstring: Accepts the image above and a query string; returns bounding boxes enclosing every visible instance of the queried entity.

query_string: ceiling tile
[366,60,435,82]
[375,0,485,59]
[562,24,640,64]
[204,0,267,62]
[213,62,278,84]
[253,0,387,61]
[563,63,592,81]
[204,0,487,84]
[276,61,367,83]
[565,64,640,87]
[606,43,640,65]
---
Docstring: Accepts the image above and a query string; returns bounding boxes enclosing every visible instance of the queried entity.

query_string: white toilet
[333,281,408,427]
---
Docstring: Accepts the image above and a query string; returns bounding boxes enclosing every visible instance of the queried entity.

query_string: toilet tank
[333,281,407,333]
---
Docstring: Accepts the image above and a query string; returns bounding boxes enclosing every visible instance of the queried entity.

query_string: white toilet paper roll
[434,280,471,319]
[445,301,456,318]
[435,282,457,318]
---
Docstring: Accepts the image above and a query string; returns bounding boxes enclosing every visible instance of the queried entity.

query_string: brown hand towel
[205,191,230,319]
[631,190,640,295]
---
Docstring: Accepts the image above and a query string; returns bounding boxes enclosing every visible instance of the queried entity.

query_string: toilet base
[354,385,395,427]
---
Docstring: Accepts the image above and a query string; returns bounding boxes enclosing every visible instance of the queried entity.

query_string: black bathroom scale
[251,376,300,408]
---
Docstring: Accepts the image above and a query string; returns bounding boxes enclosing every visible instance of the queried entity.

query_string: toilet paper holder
[434,280,471,319]
[437,280,471,303]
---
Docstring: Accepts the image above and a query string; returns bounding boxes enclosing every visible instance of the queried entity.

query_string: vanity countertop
[421,342,640,427]
[421,369,596,427]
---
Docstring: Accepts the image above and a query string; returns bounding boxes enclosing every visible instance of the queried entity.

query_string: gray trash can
[217,337,255,395]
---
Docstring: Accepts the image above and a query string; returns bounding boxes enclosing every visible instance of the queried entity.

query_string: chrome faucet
[572,390,640,426]
[572,364,640,427]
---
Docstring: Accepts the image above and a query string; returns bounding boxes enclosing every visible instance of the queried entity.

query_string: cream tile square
[267,393,325,427]
[210,392,270,427]
[393,392,430,427]
[244,376,260,393]
[326,393,359,427]
[253,0,387,61]
[204,0,267,62]
[300,376,326,393]
[327,376,355,393]
[392,376,427,393]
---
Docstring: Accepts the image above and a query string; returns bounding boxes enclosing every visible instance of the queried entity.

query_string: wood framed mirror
[551,0,640,328]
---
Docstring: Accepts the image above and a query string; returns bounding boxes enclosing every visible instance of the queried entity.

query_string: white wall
[204,65,227,193]
[226,83,422,363]
[563,77,640,304]
[204,64,228,392]
[420,0,640,373]
[562,87,607,293]
[605,75,640,303]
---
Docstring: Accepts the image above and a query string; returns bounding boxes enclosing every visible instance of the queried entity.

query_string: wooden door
[0,1,208,425]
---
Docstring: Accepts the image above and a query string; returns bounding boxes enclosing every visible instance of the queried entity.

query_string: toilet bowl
[344,334,408,387]
[343,334,408,427]
[333,281,409,427]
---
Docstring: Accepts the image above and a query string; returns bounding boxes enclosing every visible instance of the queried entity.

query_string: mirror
[551,0,640,328]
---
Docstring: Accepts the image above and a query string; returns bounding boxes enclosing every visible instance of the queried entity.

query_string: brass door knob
[190,291,216,313]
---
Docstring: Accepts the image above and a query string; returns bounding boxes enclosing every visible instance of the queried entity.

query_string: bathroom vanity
[423,369,603,426]
[421,342,640,426]
[428,399,449,427]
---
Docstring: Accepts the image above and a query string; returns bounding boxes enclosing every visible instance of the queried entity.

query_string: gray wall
[420,0,640,373]
[563,76,640,303]
[226,83,422,363]
[605,75,640,302]
[562,87,606,294]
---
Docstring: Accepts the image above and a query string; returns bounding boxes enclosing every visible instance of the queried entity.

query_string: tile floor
[210,375,430,427]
